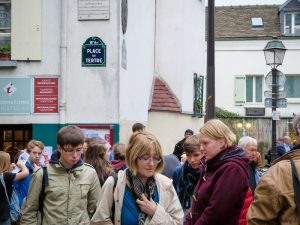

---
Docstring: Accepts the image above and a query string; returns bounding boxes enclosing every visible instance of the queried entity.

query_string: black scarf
[126,169,156,225]
[178,161,200,209]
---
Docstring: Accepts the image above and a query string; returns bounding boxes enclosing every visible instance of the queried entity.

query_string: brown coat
[247,149,300,225]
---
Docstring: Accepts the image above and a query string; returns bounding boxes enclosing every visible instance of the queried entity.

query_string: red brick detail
[150,78,181,113]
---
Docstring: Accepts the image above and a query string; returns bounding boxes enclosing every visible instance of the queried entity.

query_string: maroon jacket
[184,146,249,225]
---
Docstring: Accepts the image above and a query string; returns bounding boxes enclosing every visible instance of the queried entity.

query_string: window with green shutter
[234,76,245,106]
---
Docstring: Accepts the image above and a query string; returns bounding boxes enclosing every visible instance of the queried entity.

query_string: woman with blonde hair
[91,131,183,225]
[0,151,29,225]
[184,119,249,225]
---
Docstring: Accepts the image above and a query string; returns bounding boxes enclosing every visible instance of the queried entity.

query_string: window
[284,12,300,35]
[193,73,204,117]
[0,0,41,62]
[246,75,263,103]
[0,124,32,162]
[284,75,300,98]
[251,17,263,29]
[0,0,11,61]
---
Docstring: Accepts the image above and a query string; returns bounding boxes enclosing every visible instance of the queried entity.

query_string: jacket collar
[49,151,84,171]
[272,149,300,165]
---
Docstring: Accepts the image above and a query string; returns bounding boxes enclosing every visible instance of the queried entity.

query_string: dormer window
[284,12,300,35]
[251,17,263,29]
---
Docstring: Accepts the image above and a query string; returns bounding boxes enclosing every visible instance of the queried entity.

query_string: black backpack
[38,166,49,219]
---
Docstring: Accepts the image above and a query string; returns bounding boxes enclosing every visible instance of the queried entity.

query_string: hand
[16,161,26,168]
[10,163,16,171]
[136,194,157,217]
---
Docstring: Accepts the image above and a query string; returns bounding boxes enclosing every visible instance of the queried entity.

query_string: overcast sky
[213,0,286,6]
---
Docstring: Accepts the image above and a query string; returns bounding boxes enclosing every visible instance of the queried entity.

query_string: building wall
[118,0,206,145]
[148,111,204,154]
[215,39,300,117]
[0,0,207,150]
[155,0,206,113]
[65,0,119,124]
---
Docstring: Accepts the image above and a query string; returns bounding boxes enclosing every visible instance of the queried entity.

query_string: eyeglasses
[138,155,161,164]
[61,147,83,155]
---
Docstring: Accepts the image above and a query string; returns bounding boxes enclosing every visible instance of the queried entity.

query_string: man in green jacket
[21,125,101,225]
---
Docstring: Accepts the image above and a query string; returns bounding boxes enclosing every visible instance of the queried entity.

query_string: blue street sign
[82,36,106,67]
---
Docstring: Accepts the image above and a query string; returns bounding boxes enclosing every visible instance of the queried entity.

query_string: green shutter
[234,76,245,106]
[11,0,42,60]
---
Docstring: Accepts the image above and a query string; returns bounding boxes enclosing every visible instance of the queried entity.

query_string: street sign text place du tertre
[82,36,106,67]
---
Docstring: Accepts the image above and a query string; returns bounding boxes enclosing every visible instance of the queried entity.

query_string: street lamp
[237,120,252,137]
[263,38,287,162]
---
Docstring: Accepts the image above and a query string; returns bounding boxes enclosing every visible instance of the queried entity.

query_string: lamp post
[263,38,287,162]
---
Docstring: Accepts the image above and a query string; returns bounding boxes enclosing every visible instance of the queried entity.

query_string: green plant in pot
[0,44,11,60]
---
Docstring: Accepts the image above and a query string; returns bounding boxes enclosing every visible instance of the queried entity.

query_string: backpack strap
[290,159,300,218]
[38,166,49,218]
[0,173,10,205]
[111,172,118,223]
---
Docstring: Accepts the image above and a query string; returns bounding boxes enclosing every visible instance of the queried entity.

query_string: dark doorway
[0,124,32,161]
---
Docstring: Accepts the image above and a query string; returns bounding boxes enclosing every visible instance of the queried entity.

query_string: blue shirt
[13,161,34,207]
[121,185,159,225]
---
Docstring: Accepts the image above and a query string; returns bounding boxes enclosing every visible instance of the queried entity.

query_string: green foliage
[194,101,202,110]
[215,107,239,118]
[0,44,11,53]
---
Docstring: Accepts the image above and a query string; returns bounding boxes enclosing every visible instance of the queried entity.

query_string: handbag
[0,173,21,222]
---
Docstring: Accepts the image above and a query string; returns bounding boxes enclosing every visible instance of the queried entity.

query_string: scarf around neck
[178,161,200,209]
[126,169,156,225]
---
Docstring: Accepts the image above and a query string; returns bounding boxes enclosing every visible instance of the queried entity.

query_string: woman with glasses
[184,119,249,225]
[173,135,205,217]
[91,131,183,225]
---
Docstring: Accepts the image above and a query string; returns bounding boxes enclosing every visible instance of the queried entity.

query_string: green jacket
[247,149,300,225]
[20,161,101,225]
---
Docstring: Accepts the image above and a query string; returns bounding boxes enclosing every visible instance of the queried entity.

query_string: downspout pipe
[59,0,67,125]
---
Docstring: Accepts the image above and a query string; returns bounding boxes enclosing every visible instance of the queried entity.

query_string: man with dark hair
[132,122,145,132]
[173,129,194,161]
[21,125,101,225]
[247,114,300,224]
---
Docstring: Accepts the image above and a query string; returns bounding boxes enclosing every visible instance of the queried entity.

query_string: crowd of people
[0,116,300,225]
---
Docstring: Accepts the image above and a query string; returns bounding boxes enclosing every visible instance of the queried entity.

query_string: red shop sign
[34,78,59,113]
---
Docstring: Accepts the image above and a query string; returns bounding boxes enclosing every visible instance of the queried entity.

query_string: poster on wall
[33,77,59,113]
[79,125,114,147]
[0,77,31,114]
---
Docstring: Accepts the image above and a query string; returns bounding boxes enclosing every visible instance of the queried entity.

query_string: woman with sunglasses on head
[184,119,249,225]
[91,131,183,225]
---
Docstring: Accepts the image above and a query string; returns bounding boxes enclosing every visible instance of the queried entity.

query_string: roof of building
[208,5,281,40]
[150,78,181,113]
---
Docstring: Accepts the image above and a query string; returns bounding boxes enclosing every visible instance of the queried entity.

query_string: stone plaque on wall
[78,0,109,20]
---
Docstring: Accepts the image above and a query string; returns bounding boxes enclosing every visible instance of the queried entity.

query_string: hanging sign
[82,36,106,67]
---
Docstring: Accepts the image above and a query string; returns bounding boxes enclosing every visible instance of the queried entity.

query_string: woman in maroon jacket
[184,119,249,225]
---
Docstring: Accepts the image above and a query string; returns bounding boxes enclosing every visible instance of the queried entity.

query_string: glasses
[138,155,161,164]
[61,147,83,155]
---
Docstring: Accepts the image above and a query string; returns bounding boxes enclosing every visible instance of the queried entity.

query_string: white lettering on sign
[87,49,101,54]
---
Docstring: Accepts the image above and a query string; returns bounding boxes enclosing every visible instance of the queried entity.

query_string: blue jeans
[0,218,11,225]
